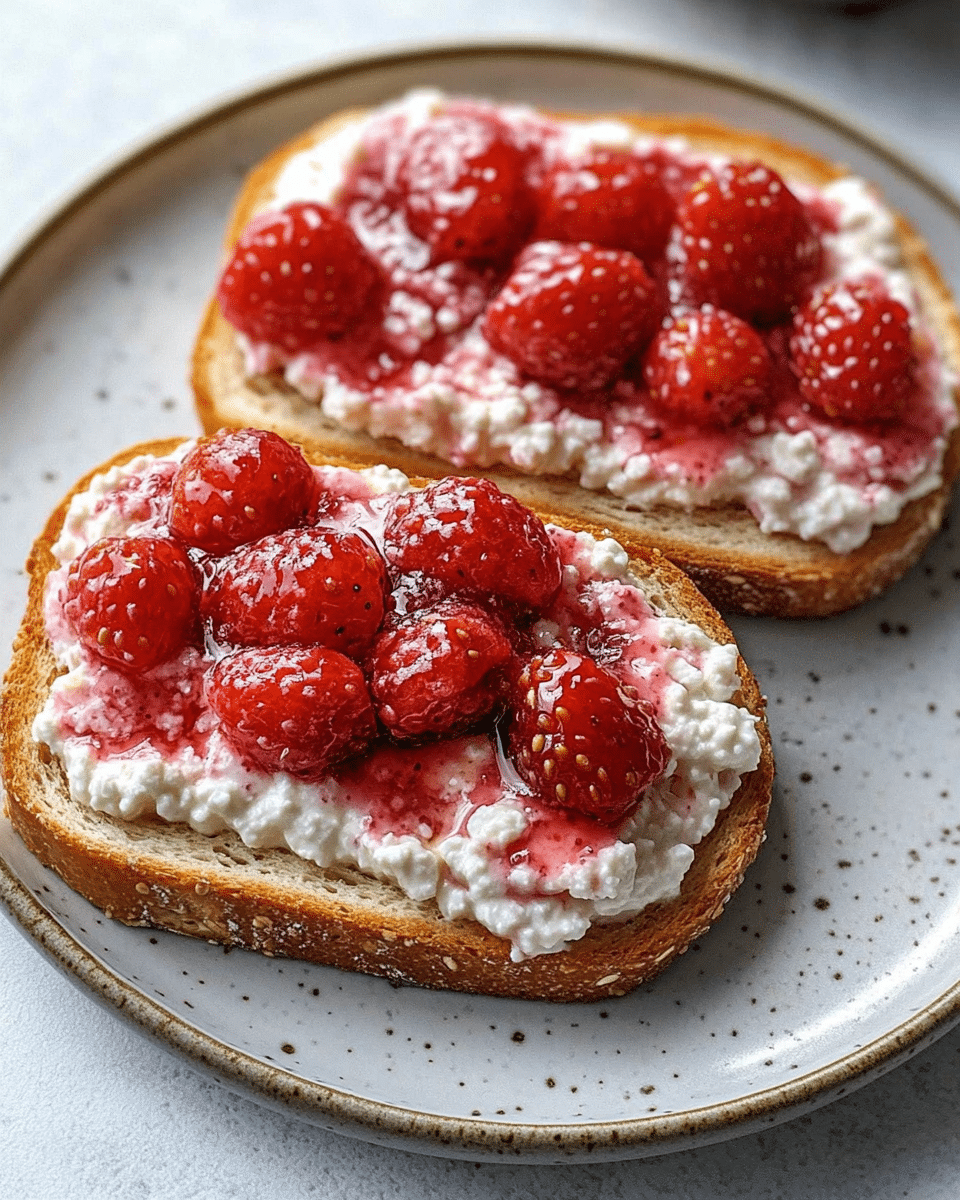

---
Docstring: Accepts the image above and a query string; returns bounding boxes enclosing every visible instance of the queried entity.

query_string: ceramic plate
[2,43,960,1164]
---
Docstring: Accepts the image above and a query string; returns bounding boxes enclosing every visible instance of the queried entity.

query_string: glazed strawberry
[369,601,513,740]
[203,526,388,655]
[534,149,674,267]
[64,536,197,671]
[170,428,316,556]
[397,108,533,263]
[508,649,671,822]
[675,161,823,325]
[217,202,381,351]
[483,241,658,391]
[643,306,772,427]
[208,644,376,779]
[382,477,562,611]
[789,279,916,421]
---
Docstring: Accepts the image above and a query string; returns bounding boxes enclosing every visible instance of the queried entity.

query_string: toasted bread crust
[1,438,774,1002]
[191,104,960,619]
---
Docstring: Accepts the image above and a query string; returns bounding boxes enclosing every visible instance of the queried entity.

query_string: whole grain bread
[191,105,960,619]
[1,438,774,1002]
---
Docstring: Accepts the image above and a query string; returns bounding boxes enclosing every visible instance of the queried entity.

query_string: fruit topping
[170,428,316,556]
[396,108,533,264]
[217,201,381,351]
[508,648,671,822]
[643,306,772,427]
[534,148,674,267]
[369,600,513,740]
[64,536,197,671]
[208,644,376,779]
[382,476,563,610]
[484,241,658,392]
[203,526,388,655]
[789,279,916,422]
[674,161,823,325]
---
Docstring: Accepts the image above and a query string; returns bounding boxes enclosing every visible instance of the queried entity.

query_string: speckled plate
[2,42,960,1164]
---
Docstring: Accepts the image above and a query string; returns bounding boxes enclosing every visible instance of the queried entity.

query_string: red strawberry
[208,644,376,779]
[534,149,674,267]
[397,108,533,264]
[508,649,671,822]
[170,428,317,556]
[643,306,772,427]
[203,526,388,655]
[483,241,658,391]
[382,477,562,611]
[368,600,513,740]
[216,202,381,351]
[789,279,916,422]
[64,536,198,671]
[675,161,823,325]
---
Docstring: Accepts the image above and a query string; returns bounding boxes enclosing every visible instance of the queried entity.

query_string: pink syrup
[52,645,212,760]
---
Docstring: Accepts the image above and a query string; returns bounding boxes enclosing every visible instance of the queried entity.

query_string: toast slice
[191,103,960,618]
[1,438,774,1002]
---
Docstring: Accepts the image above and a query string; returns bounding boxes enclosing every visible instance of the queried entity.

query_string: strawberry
[170,428,317,556]
[203,526,388,656]
[216,202,381,351]
[508,649,671,822]
[382,477,562,611]
[789,279,916,421]
[534,149,674,267]
[64,536,198,672]
[643,306,772,427]
[208,644,376,779]
[674,161,823,325]
[368,600,513,740]
[483,241,658,391]
[397,108,533,264]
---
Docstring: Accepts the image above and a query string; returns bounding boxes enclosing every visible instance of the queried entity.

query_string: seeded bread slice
[190,106,960,618]
[1,438,774,1002]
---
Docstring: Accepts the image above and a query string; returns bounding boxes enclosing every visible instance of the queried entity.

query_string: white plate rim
[2,37,960,1161]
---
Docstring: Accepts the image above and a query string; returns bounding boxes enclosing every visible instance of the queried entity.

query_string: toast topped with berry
[191,92,960,618]
[2,431,773,1001]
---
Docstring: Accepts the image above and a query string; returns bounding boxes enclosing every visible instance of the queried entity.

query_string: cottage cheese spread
[235,90,957,555]
[34,449,762,960]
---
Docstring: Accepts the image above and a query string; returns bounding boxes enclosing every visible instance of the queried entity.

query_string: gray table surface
[3,2,960,1196]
